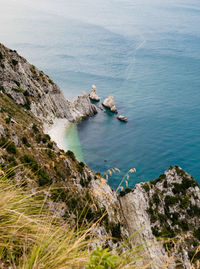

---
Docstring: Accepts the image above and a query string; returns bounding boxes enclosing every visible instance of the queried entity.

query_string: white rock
[117,115,128,122]
[0,43,98,125]
[89,85,100,101]
[102,96,118,113]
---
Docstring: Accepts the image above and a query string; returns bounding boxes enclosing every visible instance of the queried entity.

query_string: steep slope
[120,167,200,268]
[1,43,199,268]
[0,92,128,251]
[0,43,97,124]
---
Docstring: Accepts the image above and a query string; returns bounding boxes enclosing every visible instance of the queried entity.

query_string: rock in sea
[89,85,100,101]
[117,115,128,122]
[102,96,118,113]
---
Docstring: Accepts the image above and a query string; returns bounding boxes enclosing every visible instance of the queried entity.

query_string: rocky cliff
[0,43,97,125]
[0,43,199,268]
[119,167,200,268]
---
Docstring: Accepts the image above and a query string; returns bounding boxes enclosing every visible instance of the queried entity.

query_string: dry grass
[0,161,199,268]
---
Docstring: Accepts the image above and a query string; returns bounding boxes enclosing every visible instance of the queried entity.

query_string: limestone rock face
[73,91,97,119]
[102,96,118,113]
[89,85,100,101]
[119,185,168,268]
[0,43,97,125]
[119,166,200,268]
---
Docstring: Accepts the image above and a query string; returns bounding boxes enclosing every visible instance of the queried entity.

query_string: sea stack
[89,85,100,101]
[117,115,128,122]
[102,96,118,113]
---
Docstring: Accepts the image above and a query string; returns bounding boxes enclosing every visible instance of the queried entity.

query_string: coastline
[65,123,84,161]
[44,118,69,151]
[44,119,84,162]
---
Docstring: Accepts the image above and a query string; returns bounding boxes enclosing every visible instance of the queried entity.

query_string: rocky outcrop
[117,115,128,122]
[102,96,118,113]
[119,185,171,268]
[89,85,100,101]
[0,43,97,125]
[73,91,97,119]
[119,166,200,268]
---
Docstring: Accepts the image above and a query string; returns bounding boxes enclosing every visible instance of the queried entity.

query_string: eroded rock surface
[0,43,97,125]
[102,96,118,113]
[89,85,100,101]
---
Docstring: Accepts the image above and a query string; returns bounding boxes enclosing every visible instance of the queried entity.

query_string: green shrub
[0,51,3,60]
[51,189,68,203]
[152,226,160,237]
[158,213,168,224]
[119,187,132,197]
[17,87,24,93]
[5,117,11,124]
[163,180,168,188]
[170,212,180,225]
[47,150,53,158]
[21,137,30,147]
[23,90,30,97]
[165,195,179,207]
[110,222,121,241]
[152,193,160,206]
[182,177,197,189]
[180,196,190,209]
[87,247,118,269]
[23,98,31,110]
[172,183,186,195]
[20,155,39,172]
[30,65,36,74]
[0,86,5,92]
[0,137,7,147]
[6,142,17,154]
[77,163,84,174]
[150,214,158,223]
[146,207,154,216]
[179,220,189,231]
[193,227,200,240]
[47,142,53,149]
[80,177,88,187]
[161,226,175,238]
[32,123,39,132]
[13,80,20,87]
[142,183,150,192]
[11,59,18,66]
[38,170,52,186]
[42,134,50,144]
[187,205,200,217]
[66,150,76,161]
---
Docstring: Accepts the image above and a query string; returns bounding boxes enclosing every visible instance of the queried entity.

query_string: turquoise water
[1,0,200,189]
[65,123,84,162]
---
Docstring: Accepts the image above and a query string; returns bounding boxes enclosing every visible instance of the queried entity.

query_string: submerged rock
[102,96,118,113]
[89,85,100,101]
[117,115,128,122]
[97,104,104,111]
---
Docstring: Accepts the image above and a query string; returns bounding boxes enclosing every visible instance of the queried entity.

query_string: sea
[1,0,200,189]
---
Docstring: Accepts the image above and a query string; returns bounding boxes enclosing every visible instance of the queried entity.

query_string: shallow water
[65,123,84,162]
[1,0,200,189]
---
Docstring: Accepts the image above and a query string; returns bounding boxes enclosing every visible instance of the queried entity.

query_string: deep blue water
[1,0,200,189]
